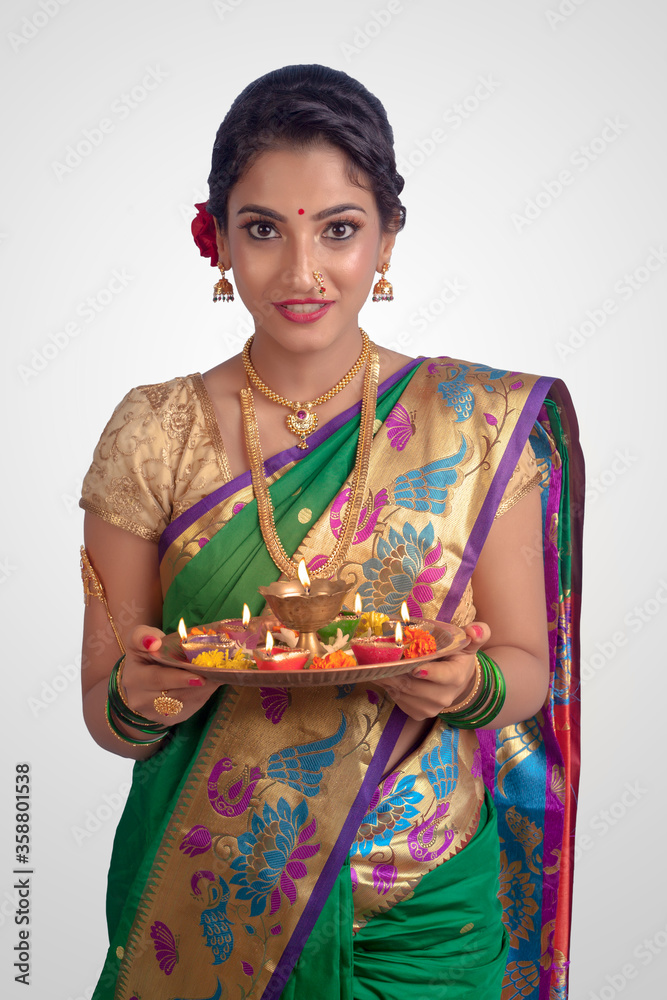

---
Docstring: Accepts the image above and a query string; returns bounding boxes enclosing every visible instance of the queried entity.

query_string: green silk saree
[87,357,582,1000]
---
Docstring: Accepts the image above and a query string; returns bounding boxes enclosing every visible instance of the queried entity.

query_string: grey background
[2,1,665,997]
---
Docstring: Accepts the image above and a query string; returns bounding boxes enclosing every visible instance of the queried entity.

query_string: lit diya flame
[178,618,188,641]
[354,592,363,614]
[242,603,251,627]
[297,559,311,591]
[400,602,410,624]
[395,621,403,644]
[253,627,309,670]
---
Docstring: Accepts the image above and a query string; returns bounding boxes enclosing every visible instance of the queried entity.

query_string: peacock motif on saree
[266,713,347,796]
[434,361,511,422]
[421,726,460,801]
[191,871,234,967]
[436,362,476,421]
[207,759,263,817]
[388,436,468,516]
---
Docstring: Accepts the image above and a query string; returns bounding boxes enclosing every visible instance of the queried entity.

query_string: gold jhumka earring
[213,264,234,302]
[372,262,393,301]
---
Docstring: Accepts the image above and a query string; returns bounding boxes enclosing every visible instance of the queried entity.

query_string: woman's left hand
[380,621,489,721]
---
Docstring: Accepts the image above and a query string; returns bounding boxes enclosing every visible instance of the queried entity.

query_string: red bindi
[298,208,305,214]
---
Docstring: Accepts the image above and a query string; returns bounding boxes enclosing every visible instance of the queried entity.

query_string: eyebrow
[236,203,367,222]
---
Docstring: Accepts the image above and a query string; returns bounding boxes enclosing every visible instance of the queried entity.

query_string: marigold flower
[193,649,254,669]
[310,651,356,670]
[402,627,437,659]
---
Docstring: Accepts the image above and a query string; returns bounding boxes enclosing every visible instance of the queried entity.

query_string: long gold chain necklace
[242,329,370,449]
[240,344,380,578]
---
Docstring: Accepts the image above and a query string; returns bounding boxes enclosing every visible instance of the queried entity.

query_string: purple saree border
[437,375,555,623]
[261,704,407,1000]
[158,357,423,562]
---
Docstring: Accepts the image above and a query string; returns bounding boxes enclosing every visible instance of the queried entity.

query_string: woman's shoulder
[127,372,203,414]
[97,373,207,441]
[416,355,539,378]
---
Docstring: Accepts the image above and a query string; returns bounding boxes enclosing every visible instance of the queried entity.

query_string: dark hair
[207,64,406,234]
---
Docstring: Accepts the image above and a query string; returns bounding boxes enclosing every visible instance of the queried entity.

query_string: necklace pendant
[286,406,318,444]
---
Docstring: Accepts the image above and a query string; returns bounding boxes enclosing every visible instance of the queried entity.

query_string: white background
[1,1,666,998]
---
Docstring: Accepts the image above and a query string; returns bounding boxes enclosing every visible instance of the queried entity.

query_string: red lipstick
[273,299,333,324]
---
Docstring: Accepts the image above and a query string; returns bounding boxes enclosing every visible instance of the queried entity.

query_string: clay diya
[252,632,310,671]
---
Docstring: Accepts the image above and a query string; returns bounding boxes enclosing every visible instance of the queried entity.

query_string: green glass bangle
[441,651,506,729]
[471,653,506,727]
[105,699,168,747]
[108,683,166,733]
[108,657,169,734]
[440,655,490,721]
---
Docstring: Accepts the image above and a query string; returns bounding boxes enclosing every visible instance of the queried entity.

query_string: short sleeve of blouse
[495,438,542,518]
[79,376,227,542]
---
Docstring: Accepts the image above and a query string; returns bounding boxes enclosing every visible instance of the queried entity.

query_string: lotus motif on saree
[358,520,448,618]
[229,798,321,917]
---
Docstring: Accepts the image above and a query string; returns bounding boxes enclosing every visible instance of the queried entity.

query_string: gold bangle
[81,546,125,655]
[116,655,131,709]
[440,657,482,715]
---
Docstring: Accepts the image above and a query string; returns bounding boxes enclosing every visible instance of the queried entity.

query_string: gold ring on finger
[153,691,184,717]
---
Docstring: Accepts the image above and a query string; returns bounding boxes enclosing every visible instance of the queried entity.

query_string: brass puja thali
[149,618,468,687]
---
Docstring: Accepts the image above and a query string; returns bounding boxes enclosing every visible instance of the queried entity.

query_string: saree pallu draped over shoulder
[91,358,582,1000]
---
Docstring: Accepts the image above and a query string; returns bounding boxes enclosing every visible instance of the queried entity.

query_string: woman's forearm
[83,675,168,761]
[478,644,549,730]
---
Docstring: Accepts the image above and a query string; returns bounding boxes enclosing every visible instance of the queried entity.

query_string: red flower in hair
[191,202,218,266]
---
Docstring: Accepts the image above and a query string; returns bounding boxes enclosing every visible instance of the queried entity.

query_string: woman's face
[216,144,396,354]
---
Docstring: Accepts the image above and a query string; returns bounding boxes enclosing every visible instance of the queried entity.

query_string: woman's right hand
[119,625,224,727]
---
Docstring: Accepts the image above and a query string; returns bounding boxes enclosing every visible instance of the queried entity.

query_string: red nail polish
[189,678,204,686]
[470,625,483,639]
[142,636,155,649]
[416,669,429,678]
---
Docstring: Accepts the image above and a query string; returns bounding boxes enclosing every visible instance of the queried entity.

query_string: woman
[80,65,582,1000]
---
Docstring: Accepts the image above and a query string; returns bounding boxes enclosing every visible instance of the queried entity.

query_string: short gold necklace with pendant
[242,328,370,450]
